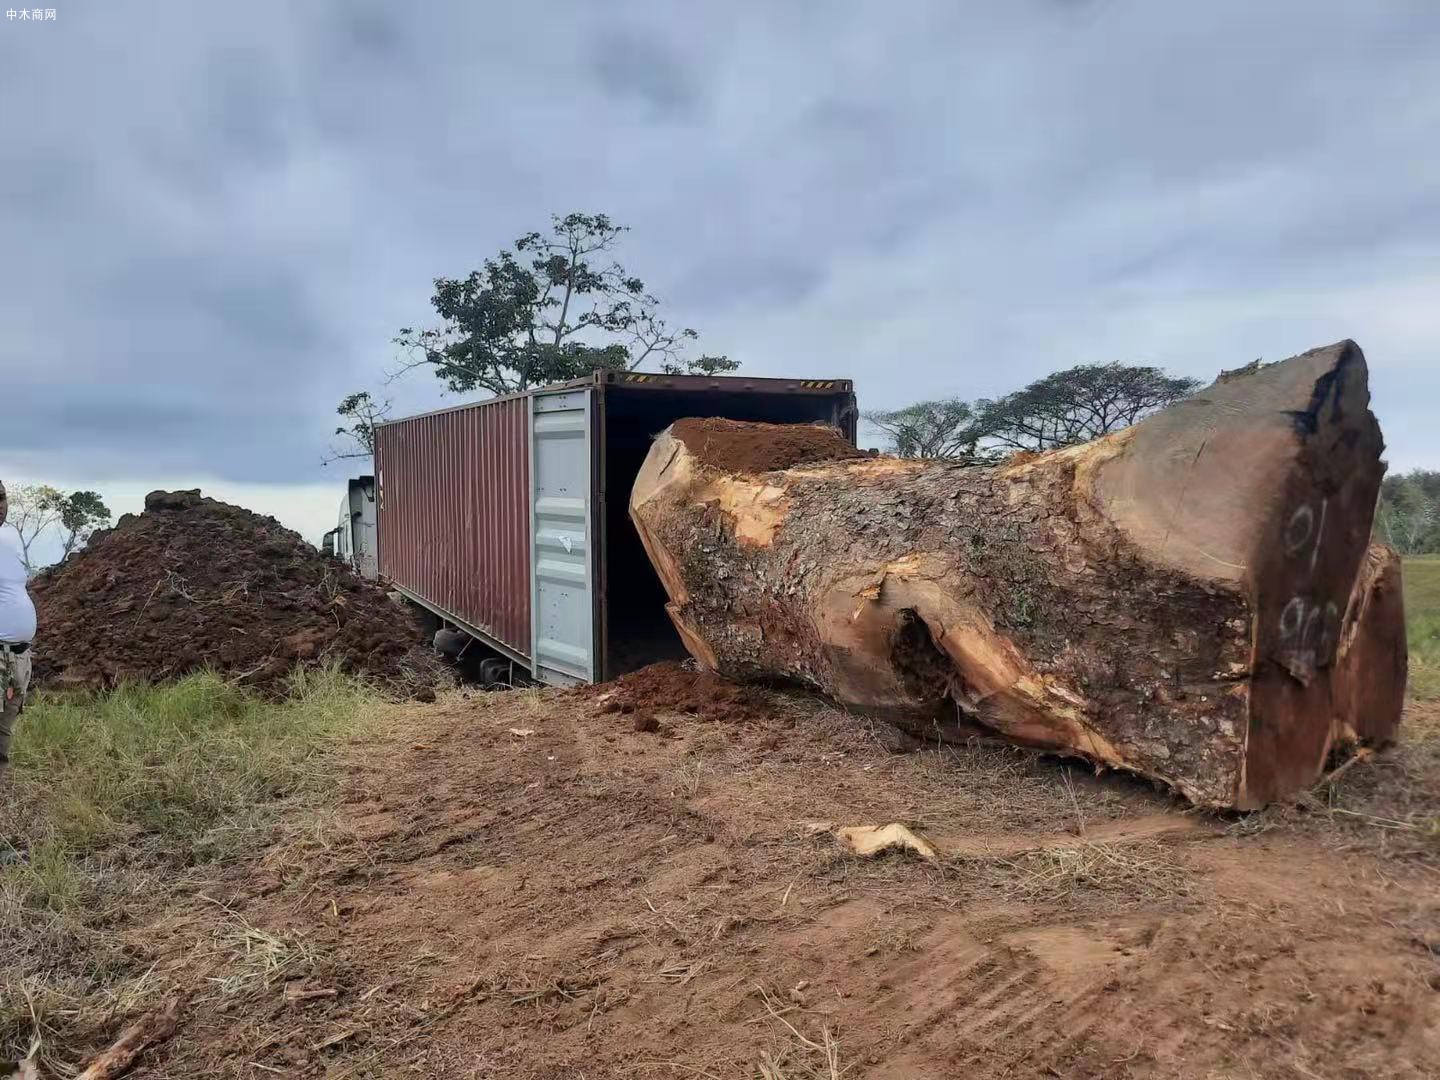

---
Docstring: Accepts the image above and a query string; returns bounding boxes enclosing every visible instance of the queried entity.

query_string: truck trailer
[373,369,856,687]
[334,475,378,580]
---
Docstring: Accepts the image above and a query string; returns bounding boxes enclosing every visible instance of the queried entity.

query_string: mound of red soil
[28,489,443,695]
[584,660,771,728]
[671,417,867,474]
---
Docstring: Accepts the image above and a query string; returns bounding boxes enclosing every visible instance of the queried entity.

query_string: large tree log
[1332,542,1407,748]
[630,341,1394,808]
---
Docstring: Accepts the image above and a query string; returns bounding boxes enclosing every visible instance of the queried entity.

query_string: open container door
[529,387,597,685]
[594,373,858,681]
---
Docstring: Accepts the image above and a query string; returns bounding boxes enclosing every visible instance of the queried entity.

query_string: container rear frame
[589,374,857,683]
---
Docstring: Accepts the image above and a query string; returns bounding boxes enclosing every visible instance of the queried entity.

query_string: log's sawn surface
[630,341,1393,808]
[1332,542,1407,748]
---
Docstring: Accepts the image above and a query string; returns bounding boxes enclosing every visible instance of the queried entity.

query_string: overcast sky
[2,0,1437,551]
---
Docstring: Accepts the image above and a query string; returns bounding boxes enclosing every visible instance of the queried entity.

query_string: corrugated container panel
[375,395,531,660]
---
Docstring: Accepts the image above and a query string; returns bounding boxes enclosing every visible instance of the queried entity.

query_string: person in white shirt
[0,479,37,776]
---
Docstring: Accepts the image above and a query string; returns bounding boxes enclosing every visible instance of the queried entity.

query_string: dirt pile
[29,489,442,694]
[671,417,867,474]
[584,660,772,728]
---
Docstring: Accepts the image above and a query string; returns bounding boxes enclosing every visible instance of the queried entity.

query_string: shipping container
[374,370,856,686]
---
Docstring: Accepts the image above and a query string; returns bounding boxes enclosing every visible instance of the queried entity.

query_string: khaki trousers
[0,645,31,769]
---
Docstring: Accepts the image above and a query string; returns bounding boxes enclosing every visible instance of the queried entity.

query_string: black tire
[433,628,470,658]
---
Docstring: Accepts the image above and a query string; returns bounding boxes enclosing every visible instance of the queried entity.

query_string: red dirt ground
[27,489,442,695]
[127,692,1440,1079]
[671,417,868,474]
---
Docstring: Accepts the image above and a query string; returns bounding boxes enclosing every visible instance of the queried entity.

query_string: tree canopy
[863,398,977,459]
[328,391,393,463]
[56,489,111,558]
[391,212,735,398]
[969,363,1201,453]
[867,362,1200,459]
[2,484,110,570]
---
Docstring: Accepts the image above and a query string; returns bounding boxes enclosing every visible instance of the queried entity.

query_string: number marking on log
[1284,504,1315,556]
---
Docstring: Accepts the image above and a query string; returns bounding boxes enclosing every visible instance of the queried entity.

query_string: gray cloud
[1,0,1437,508]
[590,28,702,117]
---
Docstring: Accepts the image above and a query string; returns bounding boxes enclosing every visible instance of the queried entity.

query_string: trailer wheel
[433,628,470,658]
[479,658,511,687]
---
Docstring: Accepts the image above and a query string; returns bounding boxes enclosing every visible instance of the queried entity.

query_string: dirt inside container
[670,417,868,475]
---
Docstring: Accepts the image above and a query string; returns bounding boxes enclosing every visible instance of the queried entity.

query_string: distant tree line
[865,363,1201,461]
[1376,470,1440,555]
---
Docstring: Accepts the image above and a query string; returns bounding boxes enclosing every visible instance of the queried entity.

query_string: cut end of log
[1098,340,1382,588]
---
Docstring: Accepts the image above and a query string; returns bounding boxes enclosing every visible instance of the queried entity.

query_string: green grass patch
[6,668,381,862]
[0,669,384,1065]
[1403,557,1440,701]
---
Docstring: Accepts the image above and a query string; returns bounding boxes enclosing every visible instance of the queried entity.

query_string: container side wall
[375,396,531,660]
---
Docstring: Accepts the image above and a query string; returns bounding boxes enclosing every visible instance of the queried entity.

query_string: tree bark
[630,341,1391,808]
[1332,543,1407,748]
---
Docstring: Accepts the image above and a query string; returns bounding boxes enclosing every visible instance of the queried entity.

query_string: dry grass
[1230,702,1440,862]
[629,984,853,1079]
[753,985,848,1080]
[998,839,1194,903]
[1316,713,1438,851]
[199,897,321,999]
[674,755,707,799]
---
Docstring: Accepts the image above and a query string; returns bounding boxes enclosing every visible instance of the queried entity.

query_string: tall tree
[327,391,393,463]
[2,485,112,568]
[390,212,735,398]
[56,490,111,559]
[970,363,1201,454]
[3,484,64,572]
[864,398,978,459]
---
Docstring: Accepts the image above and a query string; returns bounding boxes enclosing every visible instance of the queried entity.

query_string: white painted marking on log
[1279,596,1306,641]
[1309,497,1329,574]
[1284,504,1314,555]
